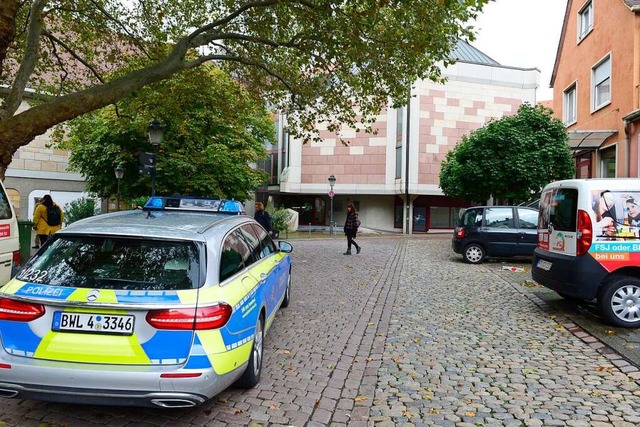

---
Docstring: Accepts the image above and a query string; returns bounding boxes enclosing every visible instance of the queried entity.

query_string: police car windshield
[18,236,200,291]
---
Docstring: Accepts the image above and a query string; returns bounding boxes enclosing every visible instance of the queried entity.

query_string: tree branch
[43,31,105,84]
[0,0,46,121]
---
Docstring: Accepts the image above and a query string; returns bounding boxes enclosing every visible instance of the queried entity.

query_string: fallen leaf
[235,409,244,414]
[465,411,476,417]
[402,409,413,419]
[368,322,375,325]
[413,337,421,344]
[366,357,374,362]
[217,396,228,403]
[605,330,616,335]
[355,395,368,402]
[283,349,291,355]
[428,408,440,414]
[270,404,280,410]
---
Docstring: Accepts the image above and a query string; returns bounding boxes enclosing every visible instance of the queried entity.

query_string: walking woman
[343,203,361,255]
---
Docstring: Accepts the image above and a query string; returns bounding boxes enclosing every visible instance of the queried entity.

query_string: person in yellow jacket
[33,194,63,246]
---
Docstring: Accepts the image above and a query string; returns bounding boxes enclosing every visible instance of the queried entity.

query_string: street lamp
[114,164,124,211]
[328,174,336,236]
[147,120,163,196]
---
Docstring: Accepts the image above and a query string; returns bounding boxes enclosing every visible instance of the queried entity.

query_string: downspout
[405,85,411,234]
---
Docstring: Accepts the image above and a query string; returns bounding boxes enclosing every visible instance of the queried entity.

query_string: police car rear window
[18,236,200,291]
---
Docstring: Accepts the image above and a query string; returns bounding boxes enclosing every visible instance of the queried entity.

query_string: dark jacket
[255,210,272,232]
[344,212,360,236]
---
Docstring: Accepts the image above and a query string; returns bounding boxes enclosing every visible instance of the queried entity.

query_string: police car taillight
[0,298,45,322]
[146,304,232,330]
[576,209,593,256]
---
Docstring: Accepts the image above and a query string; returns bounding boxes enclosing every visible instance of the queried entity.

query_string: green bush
[63,197,99,225]
[267,207,292,234]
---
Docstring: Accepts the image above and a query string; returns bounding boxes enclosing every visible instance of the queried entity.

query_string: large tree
[62,65,272,200]
[439,103,576,204]
[0,0,488,177]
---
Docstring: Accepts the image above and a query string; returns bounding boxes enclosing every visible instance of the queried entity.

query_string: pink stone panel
[429,89,445,98]
[443,127,459,137]
[473,101,485,109]
[420,96,434,106]
[339,155,355,165]
[464,107,478,116]
[447,98,460,106]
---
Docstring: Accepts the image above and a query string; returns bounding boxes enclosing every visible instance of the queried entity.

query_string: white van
[0,180,19,285]
[532,178,640,328]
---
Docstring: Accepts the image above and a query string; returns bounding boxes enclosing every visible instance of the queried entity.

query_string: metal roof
[449,40,500,66]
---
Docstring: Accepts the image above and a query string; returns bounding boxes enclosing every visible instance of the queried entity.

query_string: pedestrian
[32,194,64,246]
[31,197,43,248]
[343,203,361,255]
[254,202,272,234]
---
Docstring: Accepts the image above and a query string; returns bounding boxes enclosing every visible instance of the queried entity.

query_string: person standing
[33,194,64,246]
[31,197,43,249]
[254,202,272,234]
[343,203,361,255]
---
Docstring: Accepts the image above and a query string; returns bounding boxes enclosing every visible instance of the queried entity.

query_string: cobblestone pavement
[373,239,640,426]
[1,236,639,426]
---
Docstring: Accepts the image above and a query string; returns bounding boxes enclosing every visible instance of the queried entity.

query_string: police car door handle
[259,273,267,284]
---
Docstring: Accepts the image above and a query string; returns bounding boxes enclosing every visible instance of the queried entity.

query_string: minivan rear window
[17,236,200,290]
[539,188,578,232]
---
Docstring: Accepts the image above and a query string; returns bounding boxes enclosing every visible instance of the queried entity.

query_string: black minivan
[452,206,538,264]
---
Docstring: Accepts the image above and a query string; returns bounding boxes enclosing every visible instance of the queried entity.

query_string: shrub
[63,197,99,225]
[267,207,292,234]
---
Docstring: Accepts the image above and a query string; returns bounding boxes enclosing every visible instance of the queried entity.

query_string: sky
[471,0,567,101]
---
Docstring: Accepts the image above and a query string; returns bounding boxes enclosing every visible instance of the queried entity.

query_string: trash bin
[17,220,34,265]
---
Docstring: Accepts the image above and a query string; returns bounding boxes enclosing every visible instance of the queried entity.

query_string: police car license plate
[536,259,553,271]
[52,312,135,335]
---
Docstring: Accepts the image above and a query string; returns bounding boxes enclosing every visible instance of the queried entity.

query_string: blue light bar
[143,196,245,214]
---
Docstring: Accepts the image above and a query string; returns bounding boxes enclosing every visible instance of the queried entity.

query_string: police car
[0,196,293,407]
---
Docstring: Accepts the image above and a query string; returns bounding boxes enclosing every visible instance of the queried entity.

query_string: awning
[567,130,617,151]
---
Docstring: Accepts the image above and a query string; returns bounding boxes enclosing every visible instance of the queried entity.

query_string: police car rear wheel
[599,277,640,328]
[236,315,264,388]
[463,244,485,264]
[281,271,291,308]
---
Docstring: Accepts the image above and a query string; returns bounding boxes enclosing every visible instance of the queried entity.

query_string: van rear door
[0,182,19,285]
[537,188,579,256]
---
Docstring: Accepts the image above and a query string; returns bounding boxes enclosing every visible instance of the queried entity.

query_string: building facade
[551,0,640,178]
[258,41,540,233]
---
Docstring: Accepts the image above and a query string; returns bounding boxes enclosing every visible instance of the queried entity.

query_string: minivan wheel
[463,244,485,264]
[599,277,640,328]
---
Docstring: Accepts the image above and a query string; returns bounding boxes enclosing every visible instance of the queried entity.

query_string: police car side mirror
[278,241,293,253]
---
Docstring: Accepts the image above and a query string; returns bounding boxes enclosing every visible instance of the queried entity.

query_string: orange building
[551,0,640,178]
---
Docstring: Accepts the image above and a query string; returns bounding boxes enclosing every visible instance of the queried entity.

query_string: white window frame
[592,54,611,112]
[578,0,593,42]
[563,82,577,126]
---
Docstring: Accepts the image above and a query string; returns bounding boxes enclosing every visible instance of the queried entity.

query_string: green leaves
[439,103,575,203]
[64,65,272,201]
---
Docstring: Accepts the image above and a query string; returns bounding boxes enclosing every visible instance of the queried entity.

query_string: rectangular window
[563,84,577,125]
[281,127,288,171]
[592,55,611,110]
[578,1,593,40]
[600,147,616,178]
[395,108,403,179]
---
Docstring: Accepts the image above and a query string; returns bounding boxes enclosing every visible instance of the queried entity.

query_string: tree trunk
[0,0,18,77]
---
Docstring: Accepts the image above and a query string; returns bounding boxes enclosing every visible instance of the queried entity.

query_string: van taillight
[0,298,45,321]
[12,251,20,267]
[455,227,465,239]
[146,304,232,330]
[576,209,593,256]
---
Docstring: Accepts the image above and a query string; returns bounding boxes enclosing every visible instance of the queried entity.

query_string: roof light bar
[143,196,245,214]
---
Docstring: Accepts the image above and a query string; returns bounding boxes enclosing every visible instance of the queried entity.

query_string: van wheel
[463,244,485,264]
[236,315,264,388]
[599,277,640,328]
